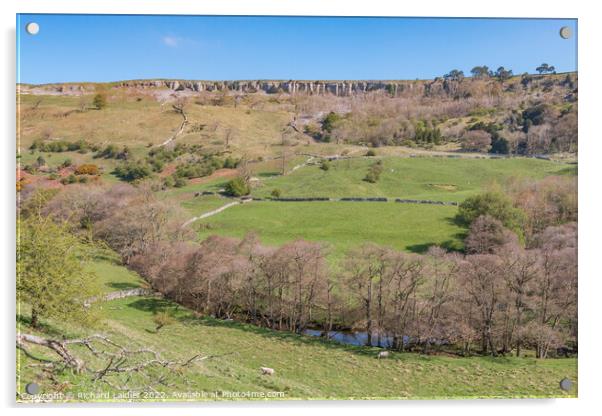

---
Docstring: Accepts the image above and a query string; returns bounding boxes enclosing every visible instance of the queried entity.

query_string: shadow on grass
[122,297,515,363]
[91,249,122,264]
[556,165,578,176]
[125,296,387,358]
[127,297,177,314]
[107,282,142,290]
[257,171,281,178]
[179,313,388,360]
[406,237,465,254]
[16,314,76,339]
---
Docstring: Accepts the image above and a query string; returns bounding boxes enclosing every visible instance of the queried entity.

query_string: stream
[302,329,409,348]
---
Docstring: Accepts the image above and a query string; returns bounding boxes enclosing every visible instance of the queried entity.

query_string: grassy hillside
[18,94,295,157]
[17,257,577,402]
[19,94,183,148]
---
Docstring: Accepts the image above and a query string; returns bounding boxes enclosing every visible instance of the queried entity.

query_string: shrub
[175,160,217,179]
[163,175,175,188]
[35,156,46,167]
[304,123,322,140]
[224,177,250,197]
[29,139,93,154]
[366,149,376,157]
[74,164,100,175]
[70,139,90,152]
[96,144,129,159]
[414,121,442,144]
[223,157,239,169]
[61,174,77,185]
[468,107,496,117]
[153,310,175,332]
[23,164,36,174]
[149,158,164,173]
[364,160,383,183]
[522,103,549,128]
[364,171,378,183]
[271,188,281,198]
[174,177,187,188]
[93,93,107,110]
[114,160,152,182]
[320,159,331,171]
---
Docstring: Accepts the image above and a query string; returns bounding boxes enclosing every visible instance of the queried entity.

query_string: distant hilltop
[18,72,577,98]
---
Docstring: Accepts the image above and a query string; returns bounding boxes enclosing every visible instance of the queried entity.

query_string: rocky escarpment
[19,79,425,97]
[116,79,425,96]
[19,73,577,98]
[116,75,575,97]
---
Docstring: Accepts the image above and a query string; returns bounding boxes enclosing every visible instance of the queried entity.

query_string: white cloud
[162,36,180,48]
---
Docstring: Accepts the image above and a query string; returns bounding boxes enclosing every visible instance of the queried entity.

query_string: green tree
[490,137,510,154]
[470,65,491,79]
[456,192,526,238]
[536,63,556,74]
[35,155,46,168]
[224,176,250,197]
[93,93,107,110]
[444,69,465,81]
[494,66,513,82]
[364,160,383,183]
[320,112,342,142]
[321,112,342,133]
[114,160,152,181]
[17,210,99,328]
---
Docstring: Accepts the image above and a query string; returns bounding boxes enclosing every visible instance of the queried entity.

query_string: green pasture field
[249,156,576,202]
[195,201,465,255]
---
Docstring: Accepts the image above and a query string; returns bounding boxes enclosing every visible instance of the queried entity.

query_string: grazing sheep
[377,351,390,359]
[260,367,275,376]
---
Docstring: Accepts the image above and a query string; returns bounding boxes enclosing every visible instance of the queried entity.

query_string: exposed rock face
[19,74,576,99]
[114,79,426,97]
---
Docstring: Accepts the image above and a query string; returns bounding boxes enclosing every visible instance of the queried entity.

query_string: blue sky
[17,14,577,84]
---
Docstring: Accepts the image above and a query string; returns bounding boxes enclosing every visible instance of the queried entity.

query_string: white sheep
[260,367,275,376]
[377,351,390,359]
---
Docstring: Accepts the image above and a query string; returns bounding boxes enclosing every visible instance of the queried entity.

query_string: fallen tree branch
[17,332,224,390]
[17,333,84,372]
